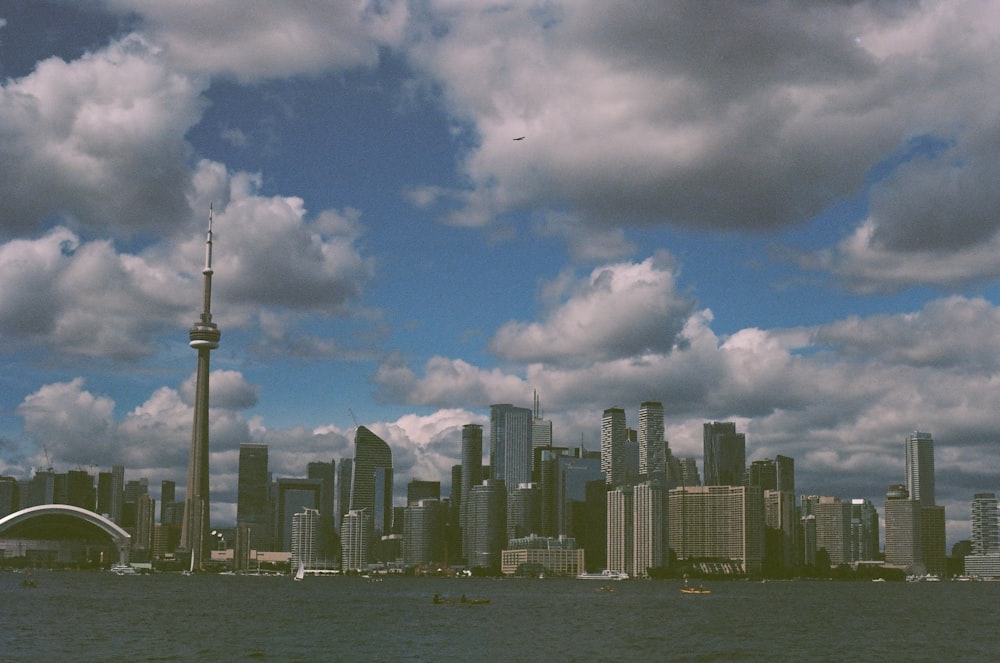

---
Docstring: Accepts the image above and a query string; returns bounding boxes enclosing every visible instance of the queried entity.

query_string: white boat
[294,560,305,581]
[577,569,629,581]
[109,563,138,575]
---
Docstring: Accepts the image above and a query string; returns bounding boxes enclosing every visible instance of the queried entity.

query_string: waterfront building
[291,507,320,571]
[703,422,746,487]
[921,504,946,577]
[467,479,506,569]
[460,423,483,562]
[402,498,447,568]
[349,426,393,536]
[507,483,541,539]
[501,534,584,577]
[601,407,627,486]
[341,508,372,572]
[180,213,222,571]
[813,497,851,566]
[638,401,666,483]
[606,485,633,576]
[884,484,922,571]
[764,489,797,569]
[668,485,763,574]
[307,460,336,559]
[490,404,533,493]
[849,498,880,562]
[905,431,936,507]
[971,492,999,555]
[275,478,322,552]
[237,443,271,551]
[632,481,668,576]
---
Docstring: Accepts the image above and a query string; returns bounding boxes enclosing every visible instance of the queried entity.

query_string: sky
[2,0,1000,546]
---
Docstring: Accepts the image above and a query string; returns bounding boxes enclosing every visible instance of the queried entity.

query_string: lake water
[3,572,996,662]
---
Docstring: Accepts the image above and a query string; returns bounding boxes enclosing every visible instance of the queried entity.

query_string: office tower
[971,492,999,555]
[764,489,797,570]
[291,507,320,571]
[606,486,633,576]
[0,476,17,517]
[813,497,851,566]
[110,464,124,523]
[884,484,921,569]
[676,458,701,487]
[349,426,393,526]
[237,443,271,551]
[448,465,462,564]
[507,483,541,539]
[638,401,666,482]
[65,470,95,510]
[467,479,506,569]
[336,458,353,530]
[308,460,336,559]
[403,499,447,567]
[490,404,533,493]
[601,407,627,486]
[133,493,156,561]
[407,480,440,506]
[180,212,222,571]
[775,455,795,493]
[921,504,946,577]
[372,467,393,539]
[801,514,817,566]
[850,498,879,562]
[633,482,668,577]
[160,480,175,524]
[340,508,372,572]
[275,478,322,552]
[905,431,935,507]
[668,485,764,574]
[460,423,483,562]
[96,471,113,518]
[703,421,746,487]
[531,391,553,469]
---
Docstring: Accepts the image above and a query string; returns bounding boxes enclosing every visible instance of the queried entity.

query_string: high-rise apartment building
[601,407,627,486]
[668,485,763,574]
[638,401,666,483]
[606,485,633,576]
[971,492,999,555]
[291,507,319,571]
[467,479,506,569]
[814,497,851,566]
[403,498,447,567]
[703,422,746,487]
[906,431,935,507]
[340,508,372,572]
[632,481,668,576]
[884,483,922,569]
[490,404,533,493]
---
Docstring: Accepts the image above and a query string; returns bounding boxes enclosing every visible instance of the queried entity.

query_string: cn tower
[180,206,221,571]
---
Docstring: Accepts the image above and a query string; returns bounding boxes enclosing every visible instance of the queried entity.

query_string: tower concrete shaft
[180,209,221,570]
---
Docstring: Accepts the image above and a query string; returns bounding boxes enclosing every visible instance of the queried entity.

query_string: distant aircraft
[513,136,525,141]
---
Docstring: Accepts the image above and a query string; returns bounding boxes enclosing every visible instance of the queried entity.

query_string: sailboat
[294,559,305,581]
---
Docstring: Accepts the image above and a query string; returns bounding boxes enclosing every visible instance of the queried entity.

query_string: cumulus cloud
[104,0,409,81]
[490,254,696,365]
[0,33,204,237]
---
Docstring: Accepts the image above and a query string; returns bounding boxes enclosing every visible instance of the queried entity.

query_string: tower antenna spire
[181,205,222,571]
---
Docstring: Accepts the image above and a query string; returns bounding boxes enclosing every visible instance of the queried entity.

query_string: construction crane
[349,408,359,428]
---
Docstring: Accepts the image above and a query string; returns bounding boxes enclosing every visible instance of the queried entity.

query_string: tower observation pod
[180,206,222,571]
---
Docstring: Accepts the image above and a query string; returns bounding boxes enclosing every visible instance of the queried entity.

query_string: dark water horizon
[3,571,996,662]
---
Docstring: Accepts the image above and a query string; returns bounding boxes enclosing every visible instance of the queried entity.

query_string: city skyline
[3,2,1000,549]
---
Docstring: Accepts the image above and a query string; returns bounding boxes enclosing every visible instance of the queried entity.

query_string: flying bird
[513,136,525,141]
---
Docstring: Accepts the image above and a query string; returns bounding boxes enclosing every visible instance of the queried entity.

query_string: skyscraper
[703,421,746,487]
[905,431,935,507]
[490,404,533,493]
[601,407,627,486]
[180,210,221,571]
[638,401,666,482]
[467,478,506,569]
[971,492,999,555]
[291,507,319,571]
[237,443,270,551]
[349,426,393,534]
[460,423,483,562]
[884,483,922,569]
[632,481,668,576]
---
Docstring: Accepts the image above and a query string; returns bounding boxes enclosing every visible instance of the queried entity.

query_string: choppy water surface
[3,572,996,662]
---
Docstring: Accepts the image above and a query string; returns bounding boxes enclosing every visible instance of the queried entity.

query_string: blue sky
[2,1,1000,545]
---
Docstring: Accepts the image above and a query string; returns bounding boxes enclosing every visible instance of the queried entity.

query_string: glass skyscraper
[703,421,746,487]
